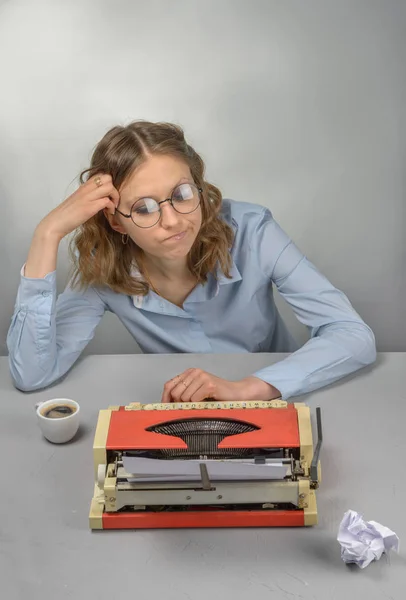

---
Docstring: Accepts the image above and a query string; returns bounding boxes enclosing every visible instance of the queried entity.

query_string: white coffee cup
[36,398,80,443]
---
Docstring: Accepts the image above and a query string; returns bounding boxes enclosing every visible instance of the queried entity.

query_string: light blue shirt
[7,199,376,397]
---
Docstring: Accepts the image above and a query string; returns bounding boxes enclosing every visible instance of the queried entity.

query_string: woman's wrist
[235,376,281,402]
[24,224,61,279]
[34,220,64,244]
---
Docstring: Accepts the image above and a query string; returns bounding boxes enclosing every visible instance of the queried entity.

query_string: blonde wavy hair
[69,120,234,296]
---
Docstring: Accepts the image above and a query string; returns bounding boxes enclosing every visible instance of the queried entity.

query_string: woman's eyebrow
[123,177,192,206]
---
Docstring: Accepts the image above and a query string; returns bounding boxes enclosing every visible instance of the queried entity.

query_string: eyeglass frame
[114,182,203,229]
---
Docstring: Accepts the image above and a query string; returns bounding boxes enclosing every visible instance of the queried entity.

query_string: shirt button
[42,291,51,297]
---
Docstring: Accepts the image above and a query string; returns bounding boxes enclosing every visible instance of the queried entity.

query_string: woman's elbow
[8,358,55,393]
[351,323,377,367]
[9,369,46,393]
[13,380,43,393]
[319,320,377,368]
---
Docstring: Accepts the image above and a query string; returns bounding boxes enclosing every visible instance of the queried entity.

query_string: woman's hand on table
[161,368,281,404]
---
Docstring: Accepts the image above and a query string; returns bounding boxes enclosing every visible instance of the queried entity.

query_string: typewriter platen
[90,400,322,530]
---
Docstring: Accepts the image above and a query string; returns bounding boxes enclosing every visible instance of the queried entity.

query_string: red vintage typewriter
[90,400,322,530]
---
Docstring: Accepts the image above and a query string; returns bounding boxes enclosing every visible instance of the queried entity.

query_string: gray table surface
[1,352,405,600]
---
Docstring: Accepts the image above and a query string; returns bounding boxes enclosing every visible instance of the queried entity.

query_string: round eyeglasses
[115,182,202,229]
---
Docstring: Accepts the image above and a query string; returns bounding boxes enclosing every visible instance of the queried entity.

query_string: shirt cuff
[252,365,303,401]
[17,263,57,310]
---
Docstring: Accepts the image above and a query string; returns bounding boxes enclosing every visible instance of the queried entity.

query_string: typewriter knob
[97,463,107,489]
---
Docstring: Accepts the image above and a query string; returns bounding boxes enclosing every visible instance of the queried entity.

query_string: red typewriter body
[90,401,321,530]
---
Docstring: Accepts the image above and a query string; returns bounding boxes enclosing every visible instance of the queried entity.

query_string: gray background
[1,0,405,356]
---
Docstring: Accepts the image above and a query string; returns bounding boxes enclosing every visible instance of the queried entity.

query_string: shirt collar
[214,259,242,290]
[131,258,241,313]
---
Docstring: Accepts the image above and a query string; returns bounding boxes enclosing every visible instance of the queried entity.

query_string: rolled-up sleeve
[250,209,376,399]
[7,266,106,391]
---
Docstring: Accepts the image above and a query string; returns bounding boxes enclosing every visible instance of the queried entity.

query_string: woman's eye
[132,198,158,214]
[173,184,193,201]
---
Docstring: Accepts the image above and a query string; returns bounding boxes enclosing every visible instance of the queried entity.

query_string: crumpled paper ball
[337,509,399,568]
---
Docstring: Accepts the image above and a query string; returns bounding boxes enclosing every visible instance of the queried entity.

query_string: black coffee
[41,403,77,419]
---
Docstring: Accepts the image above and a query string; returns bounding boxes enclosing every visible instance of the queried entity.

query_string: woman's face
[111,154,202,262]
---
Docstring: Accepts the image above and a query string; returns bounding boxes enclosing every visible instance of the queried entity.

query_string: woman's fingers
[86,174,119,206]
[162,370,195,403]
[172,377,203,403]
[162,369,218,403]
[162,375,182,403]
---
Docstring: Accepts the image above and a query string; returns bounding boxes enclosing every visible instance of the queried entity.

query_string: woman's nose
[159,201,181,228]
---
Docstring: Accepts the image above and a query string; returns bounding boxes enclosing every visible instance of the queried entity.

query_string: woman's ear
[103,209,127,235]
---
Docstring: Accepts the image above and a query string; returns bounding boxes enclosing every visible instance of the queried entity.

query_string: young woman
[7,121,376,401]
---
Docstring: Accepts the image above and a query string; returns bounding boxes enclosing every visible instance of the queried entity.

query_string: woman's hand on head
[161,369,281,404]
[37,173,120,241]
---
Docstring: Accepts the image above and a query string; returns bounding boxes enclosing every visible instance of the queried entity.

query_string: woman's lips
[164,230,187,242]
